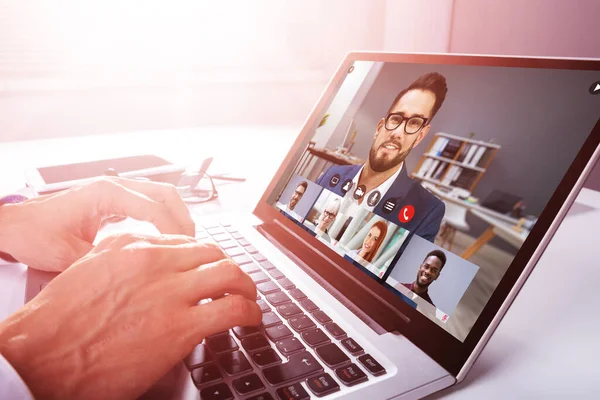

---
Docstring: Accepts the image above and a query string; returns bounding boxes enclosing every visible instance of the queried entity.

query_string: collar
[345,163,404,212]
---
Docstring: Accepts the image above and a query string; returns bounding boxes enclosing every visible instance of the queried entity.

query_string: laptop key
[335,363,368,386]
[257,281,280,295]
[207,227,226,235]
[260,260,276,270]
[311,310,331,324]
[299,298,318,312]
[301,328,330,347]
[241,263,262,274]
[245,246,259,254]
[268,268,285,280]
[324,322,346,339]
[184,343,212,370]
[358,354,386,376]
[196,231,209,240]
[219,351,252,376]
[191,363,222,387]
[232,254,253,265]
[206,334,238,354]
[199,382,233,400]
[250,272,270,284]
[251,348,282,367]
[242,334,270,352]
[225,246,245,257]
[306,373,340,397]
[266,291,291,306]
[265,324,293,341]
[276,337,305,355]
[257,299,271,313]
[315,343,350,368]
[263,352,323,386]
[278,278,296,290]
[261,312,282,328]
[238,239,251,247]
[218,240,238,250]
[202,222,220,230]
[247,394,274,400]
[340,338,364,355]
[277,303,303,318]
[288,315,316,332]
[232,326,260,339]
[253,253,267,262]
[212,233,231,242]
[231,231,244,239]
[232,373,265,395]
[276,382,309,400]
[288,288,307,300]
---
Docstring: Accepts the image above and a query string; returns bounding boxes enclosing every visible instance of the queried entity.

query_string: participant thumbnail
[386,234,479,323]
[275,175,322,223]
[303,189,343,245]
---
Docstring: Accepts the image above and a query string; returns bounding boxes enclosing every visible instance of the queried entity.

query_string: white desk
[1,128,599,399]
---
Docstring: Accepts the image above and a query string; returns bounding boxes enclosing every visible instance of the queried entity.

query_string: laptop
[25,52,600,400]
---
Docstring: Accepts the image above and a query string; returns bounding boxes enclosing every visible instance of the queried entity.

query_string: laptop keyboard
[185,220,387,399]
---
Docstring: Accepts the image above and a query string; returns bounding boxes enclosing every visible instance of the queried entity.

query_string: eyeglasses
[322,210,337,220]
[384,113,428,134]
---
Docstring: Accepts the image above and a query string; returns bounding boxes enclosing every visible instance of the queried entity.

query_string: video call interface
[271,60,600,341]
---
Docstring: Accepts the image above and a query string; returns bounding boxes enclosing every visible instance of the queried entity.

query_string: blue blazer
[316,164,445,242]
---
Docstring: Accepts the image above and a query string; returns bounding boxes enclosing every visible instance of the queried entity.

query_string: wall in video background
[277,174,322,220]
[388,234,479,315]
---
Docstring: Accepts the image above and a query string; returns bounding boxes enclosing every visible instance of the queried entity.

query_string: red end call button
[398,205,415,223]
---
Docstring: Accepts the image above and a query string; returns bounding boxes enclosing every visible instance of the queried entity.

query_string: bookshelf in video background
[411,133,501,193]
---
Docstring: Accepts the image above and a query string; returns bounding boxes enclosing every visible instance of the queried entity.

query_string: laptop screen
[268,60,599,342]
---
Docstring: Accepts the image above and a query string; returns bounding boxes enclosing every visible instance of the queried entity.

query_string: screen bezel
[254,52,600,376]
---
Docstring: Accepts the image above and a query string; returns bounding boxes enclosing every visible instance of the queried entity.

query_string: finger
[111,177,195,237]
[94,232,196,251]
[187,294,262,340]
[181,258,257,303]
[154,241,228,272]
[93,179,184,235]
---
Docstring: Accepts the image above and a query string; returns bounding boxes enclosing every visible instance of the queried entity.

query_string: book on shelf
[439,139,462,159]
[469,146,487,167]
[430,137,449,156]
[425,160,440,178]
[456,143,471,162]
[432,162,448,181]
[463,144,479,165]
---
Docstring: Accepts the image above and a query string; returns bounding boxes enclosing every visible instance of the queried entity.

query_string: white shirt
[0,354,34,400]
[341,163,403,213]
[275,202,303,223]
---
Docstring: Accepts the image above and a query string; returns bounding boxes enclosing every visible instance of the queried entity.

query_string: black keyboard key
[261,312,282,327]
[324,322,346,339]
[232,254,253,265]
[265,324,293,341]
[253,253,267,262]
[218,239,237,250]
[263,352,323,386]
[225,246,245,257]
[248,394,274,400]
[212,233,231,242]
[257,299,271,313]
[276,303,303,318]
[288,288,307,300]
[276,382,309,400]
[358,354,386,376]
[232,373,265,395]
[241,334,270,352]
[335,363,368,386]
[231,231,244,239]
[191,363,222,387]
[206,334,238,354]
[257,281,281,294]
[340,338,364,355]
[301,328,330,347]
[306,373,340,397]
[184,344,212,370]
[219,351,252,376]
[299,298,318,312]
[288,315,316,332]
[260,260,276,270]
[276,337,305,355]
[200,382,233,400]
[278,278,296,290]
[238,239,251,247]
[241,263,262,274]
[251,348,282,367]
[315,343,350,368]
[245,246,259,254]
[207,227,225,235]
[268,268,285,279]
[311,310,331,324]
[232,326,260,339]
[250,272,270,284]
[266,291,291,306]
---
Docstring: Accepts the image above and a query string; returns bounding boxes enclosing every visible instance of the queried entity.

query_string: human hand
[0,233,261,400]
[0,177,195,271]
